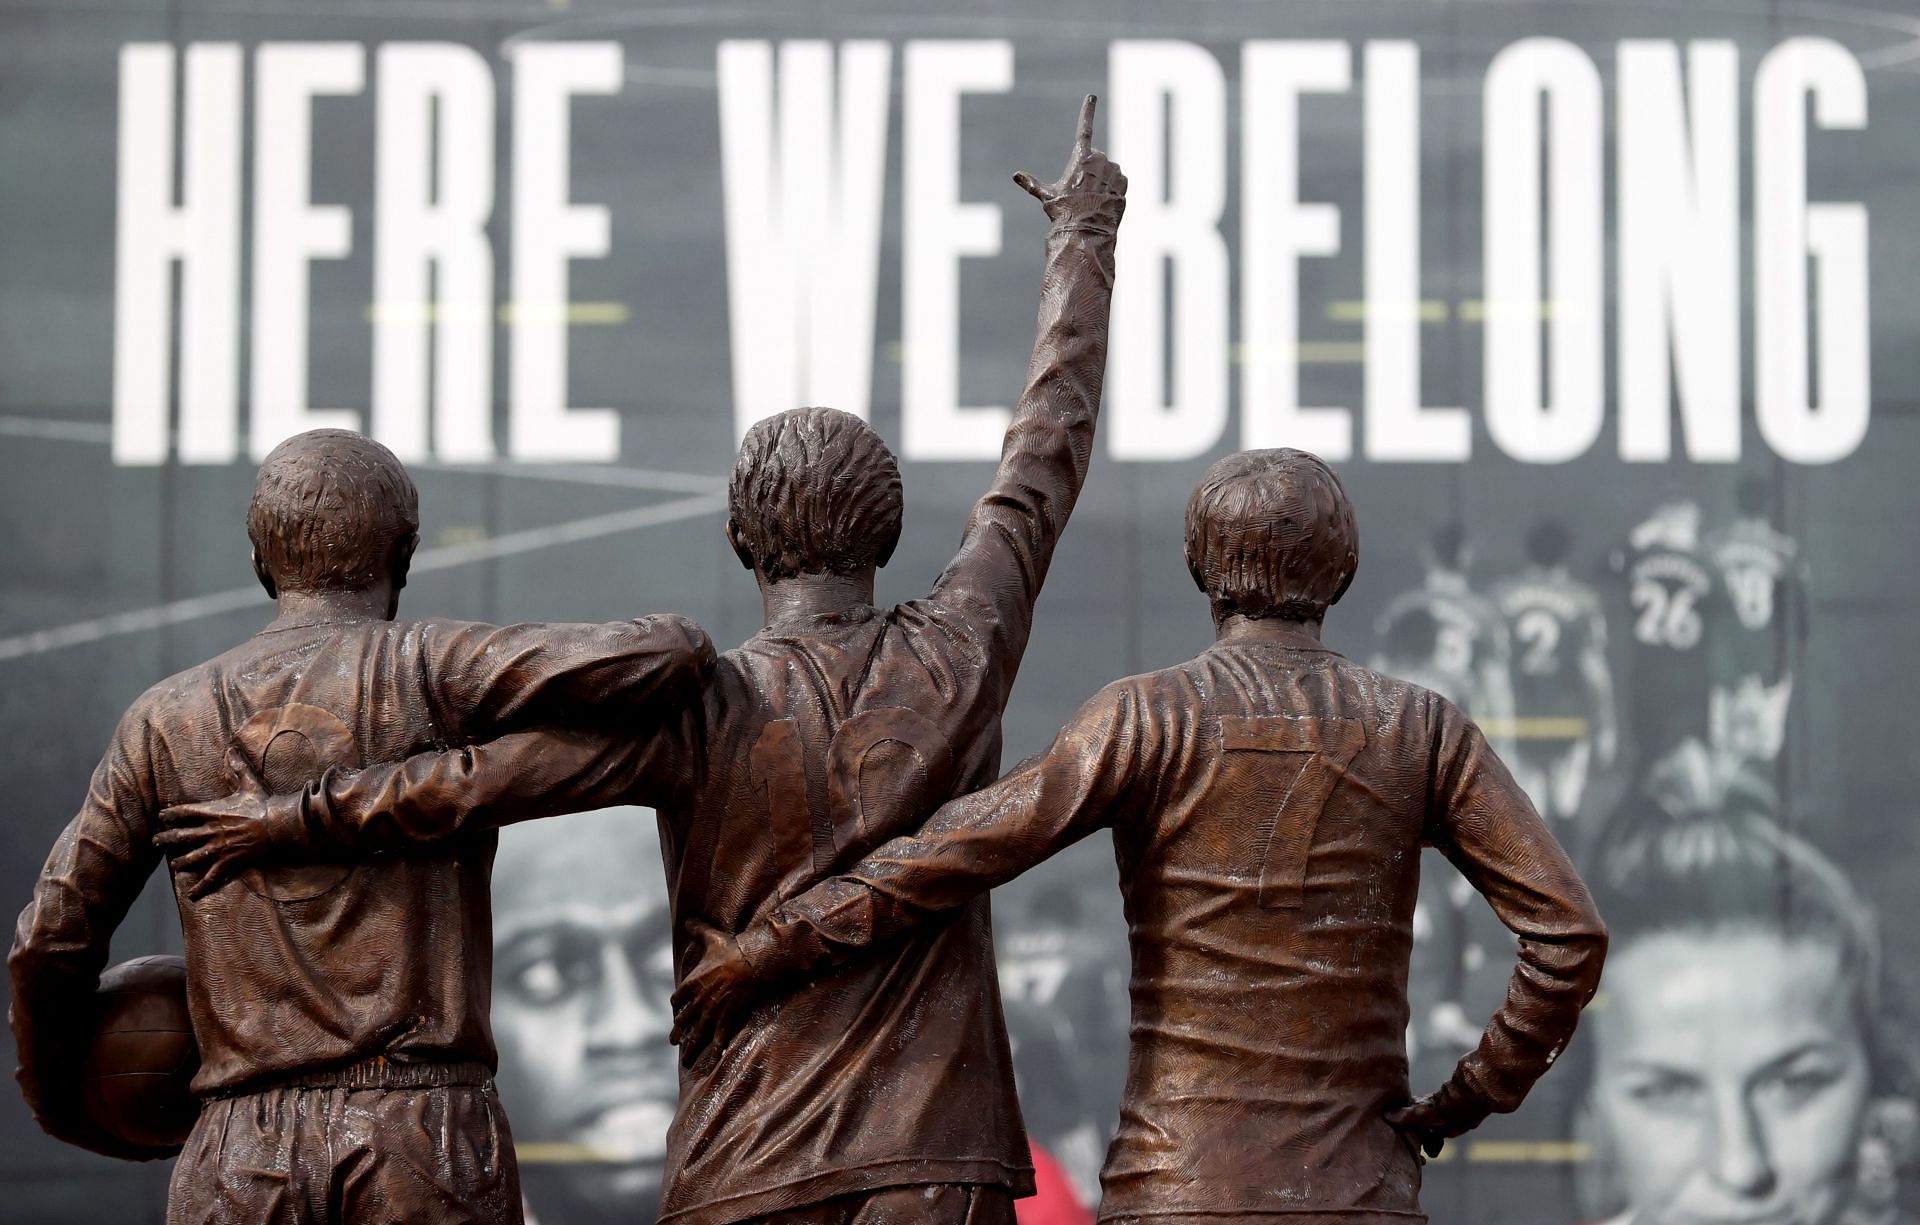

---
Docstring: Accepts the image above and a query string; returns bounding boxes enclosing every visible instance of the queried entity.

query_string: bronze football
[82,954,200,1151]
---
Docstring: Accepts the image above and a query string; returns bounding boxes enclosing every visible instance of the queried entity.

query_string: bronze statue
[8,429,714,1222]
[669,449,1608,1223]
[156,97,1127,1225]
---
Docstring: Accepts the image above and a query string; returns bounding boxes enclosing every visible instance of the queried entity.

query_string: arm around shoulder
[420,612,715,737]
[745,675,1151,980]
[672,676,1153,1057]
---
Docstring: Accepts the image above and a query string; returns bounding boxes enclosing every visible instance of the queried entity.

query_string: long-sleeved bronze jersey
[9,613,711,1154]
[731,622,1607,1224]
[234,199,1123,1223]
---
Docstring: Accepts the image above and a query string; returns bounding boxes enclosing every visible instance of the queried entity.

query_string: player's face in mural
[1587,928,1870,1225]
[493,809,677,1217]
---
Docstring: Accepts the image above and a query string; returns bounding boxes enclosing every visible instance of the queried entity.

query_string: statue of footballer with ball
[7,425,714,1221]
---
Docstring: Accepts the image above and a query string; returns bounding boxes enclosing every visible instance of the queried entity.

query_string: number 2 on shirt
[1514,609,1561,676]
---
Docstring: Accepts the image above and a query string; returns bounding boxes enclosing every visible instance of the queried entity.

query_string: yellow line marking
[1297,341,1366,364]
[1466,1140,1592,1163]
[515,1142,635,1163]
[1475,716,1591,740]
[1325,299,1449,323]
[1462,300,1558,322]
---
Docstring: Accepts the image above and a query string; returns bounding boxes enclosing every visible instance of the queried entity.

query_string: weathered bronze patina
[156,98,1127,1225]
[670,449,1608,1225]
[10,429,712,1222]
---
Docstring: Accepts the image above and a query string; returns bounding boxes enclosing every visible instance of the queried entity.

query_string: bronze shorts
[166,1061,523,1225]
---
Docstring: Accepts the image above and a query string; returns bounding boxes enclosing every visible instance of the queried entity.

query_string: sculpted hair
[729,408,904,580]
[246,430,419,594]
[1184,448,1358,621]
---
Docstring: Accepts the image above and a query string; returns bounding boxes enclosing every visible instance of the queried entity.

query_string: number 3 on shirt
[1219,716,1367,909]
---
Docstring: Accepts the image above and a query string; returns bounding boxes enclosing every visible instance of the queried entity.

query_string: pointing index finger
[1073,94,1098,160]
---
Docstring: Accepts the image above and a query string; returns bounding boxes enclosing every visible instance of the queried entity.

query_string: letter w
[718,41,891,443]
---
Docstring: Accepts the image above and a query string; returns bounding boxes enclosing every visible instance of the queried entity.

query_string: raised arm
[157,720,686,899]
[671,680,1154,1053]
[419,612,713,740]
[8,711,173,1161]
[926,96,1126,690]
[1391,694,1607,1152]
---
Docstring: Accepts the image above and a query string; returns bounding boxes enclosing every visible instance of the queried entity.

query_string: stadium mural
[2,1,1917,1222]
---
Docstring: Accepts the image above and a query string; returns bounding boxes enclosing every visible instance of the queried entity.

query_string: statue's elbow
[1573,916,1609,1001]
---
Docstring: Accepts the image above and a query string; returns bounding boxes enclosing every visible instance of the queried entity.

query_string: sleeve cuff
[733,921,788,980]
[272,783,324,851]
[1430,1074,1496,1136]
[1045,193,1125,234]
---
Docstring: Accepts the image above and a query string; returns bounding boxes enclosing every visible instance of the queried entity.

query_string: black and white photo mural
[3,2,1915,1221]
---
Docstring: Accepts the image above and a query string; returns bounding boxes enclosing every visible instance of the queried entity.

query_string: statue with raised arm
[671,449,1609,1225]
[9,429,713,1223]
[158,97,1128,1225]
